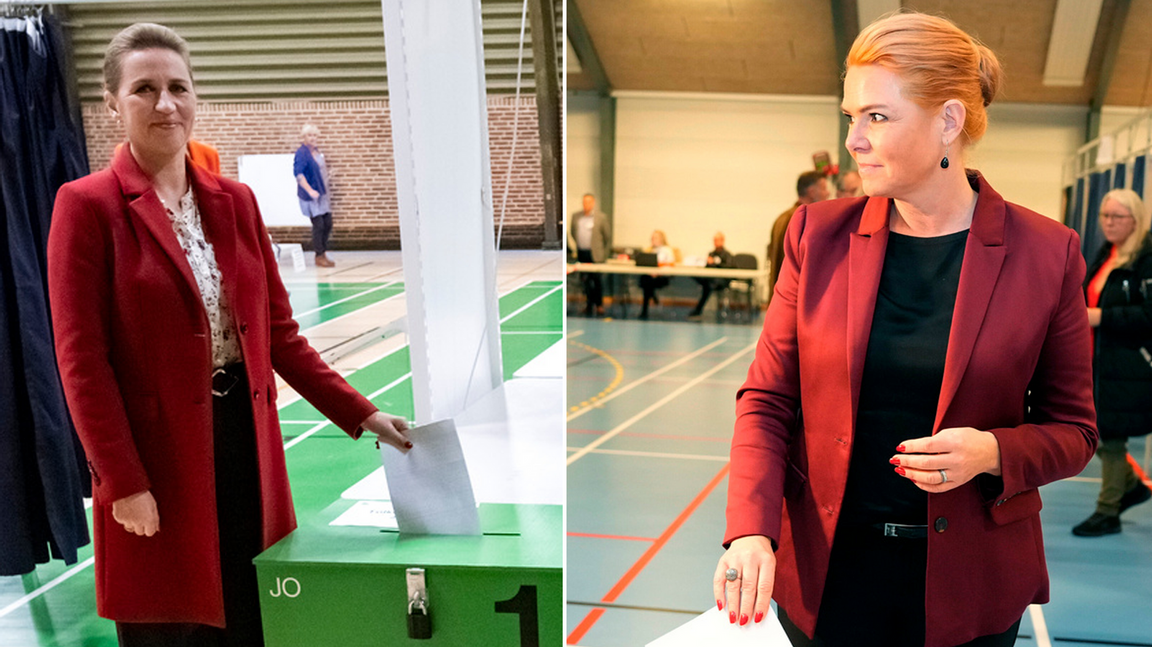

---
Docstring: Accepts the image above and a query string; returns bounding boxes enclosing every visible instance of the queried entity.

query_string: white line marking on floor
[567,337,729,421]
[567,330,585,339]
[0,557,96,619]
[501,284,562,324]
[567,341,756,466]
[281,421,331,451]
[366,373,412,400]
[565,447,729,462]
[1029,604,1052,647]
[294,281,400,318]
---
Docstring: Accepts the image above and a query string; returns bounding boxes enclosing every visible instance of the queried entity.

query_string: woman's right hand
[112,490,160,537]
[714,535,776,626]
[308,188,320,200]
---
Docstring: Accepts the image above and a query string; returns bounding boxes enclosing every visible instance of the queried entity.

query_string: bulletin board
[237,154,304,227]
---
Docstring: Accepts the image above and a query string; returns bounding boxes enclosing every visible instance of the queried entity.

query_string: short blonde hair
[1100,189,1149,267]
[301,124,320,138]
[847,12,1002,147]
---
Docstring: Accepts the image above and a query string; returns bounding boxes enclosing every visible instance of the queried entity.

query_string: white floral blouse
[163,188,243,368]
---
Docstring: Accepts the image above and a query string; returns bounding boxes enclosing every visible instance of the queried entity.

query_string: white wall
[611,92,842,262]
[566,94,602,220]
[565,91,1147,257]
[975,103,1088,221]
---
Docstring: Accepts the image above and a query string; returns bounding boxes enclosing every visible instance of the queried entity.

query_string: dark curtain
[1069,176,1085,243]
[1113,162,1126,189]
[0,12,91,575]
[1083,171,1106,260]
[1133,155,1146,199]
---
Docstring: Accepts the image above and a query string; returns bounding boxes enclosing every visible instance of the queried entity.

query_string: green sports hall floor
[0,250,562,647]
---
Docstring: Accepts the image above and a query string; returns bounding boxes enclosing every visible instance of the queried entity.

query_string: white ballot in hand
[380,419,481,535]
[646,606,791,646]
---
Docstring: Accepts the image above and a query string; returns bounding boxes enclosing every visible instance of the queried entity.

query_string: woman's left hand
[892,427,1002,493]
[361,411,413,453]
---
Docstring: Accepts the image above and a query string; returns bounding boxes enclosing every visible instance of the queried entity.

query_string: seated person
[639,230,675,319]
[688,231,733,320]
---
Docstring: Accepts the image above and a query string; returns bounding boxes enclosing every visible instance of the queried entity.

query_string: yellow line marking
[568,340,625,413]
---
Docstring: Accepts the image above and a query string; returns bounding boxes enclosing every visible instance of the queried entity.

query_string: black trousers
[310,212,333,256]
[117,367,265,647]
[577,249,602,308]
[691,277,727,314]
[778,525,1021,647]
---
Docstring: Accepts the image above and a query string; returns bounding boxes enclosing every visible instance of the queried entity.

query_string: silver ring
[939,469,948,484]
[725,568,739,582]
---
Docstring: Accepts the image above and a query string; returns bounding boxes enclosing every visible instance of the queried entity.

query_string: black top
[707,246,734,268]
[839,229,968,526]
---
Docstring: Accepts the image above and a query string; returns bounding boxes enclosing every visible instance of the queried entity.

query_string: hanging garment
[0,11,91,575]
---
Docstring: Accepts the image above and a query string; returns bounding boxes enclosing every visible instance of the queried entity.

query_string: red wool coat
[726,173,1097,647]
[48,147,378,626]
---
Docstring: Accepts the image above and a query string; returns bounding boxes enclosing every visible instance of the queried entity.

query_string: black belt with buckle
[211,363,243,398]
[871,522,928,539]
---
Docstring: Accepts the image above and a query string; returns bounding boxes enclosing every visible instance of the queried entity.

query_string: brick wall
[81,97,546,249]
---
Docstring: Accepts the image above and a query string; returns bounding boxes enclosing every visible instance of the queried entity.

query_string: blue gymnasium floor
[566,317,1152,647]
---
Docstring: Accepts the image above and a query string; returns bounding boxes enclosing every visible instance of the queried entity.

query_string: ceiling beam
[565,0,610,95]
[1087,0,1131,141]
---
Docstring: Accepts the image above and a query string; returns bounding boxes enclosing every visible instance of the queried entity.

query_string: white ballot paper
[646,607,791,647]
[379,419,481,535]
[329,500,399,530]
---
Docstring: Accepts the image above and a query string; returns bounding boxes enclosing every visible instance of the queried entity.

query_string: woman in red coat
[713,13,1097,647]
[48,23,412,646]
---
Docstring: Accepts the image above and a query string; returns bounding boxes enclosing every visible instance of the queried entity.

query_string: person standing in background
[767,171,829,302]
[568,193,611,316]
[836,170,863,198]
[1073,188,1152,537]
[294,124,335,268]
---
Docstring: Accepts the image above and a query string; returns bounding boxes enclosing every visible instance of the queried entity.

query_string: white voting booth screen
[237,154,305,228]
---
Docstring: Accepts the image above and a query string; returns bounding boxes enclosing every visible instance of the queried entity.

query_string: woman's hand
[361,411,412,453]
[112,490,160,537]
[1087,307,1101,327]
[892,427,1002,493]
[307,188,320,200]
[713,535,776,626]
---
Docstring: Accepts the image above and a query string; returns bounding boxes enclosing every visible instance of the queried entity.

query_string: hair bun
[976,43,1002,107]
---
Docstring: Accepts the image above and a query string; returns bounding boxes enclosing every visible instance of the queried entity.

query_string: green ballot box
[254,501,562,646]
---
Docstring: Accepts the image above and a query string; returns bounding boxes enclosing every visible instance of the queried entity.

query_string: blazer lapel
[847,196,891,423]
[933,173,1008,432]
[114,149,201,304]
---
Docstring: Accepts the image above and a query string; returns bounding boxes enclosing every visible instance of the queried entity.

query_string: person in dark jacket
[1074,188,1152,536]
[687,231,734,320]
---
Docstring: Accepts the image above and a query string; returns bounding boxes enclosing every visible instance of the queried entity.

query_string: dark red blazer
[48,147,378,626]
[726,173,1097,647]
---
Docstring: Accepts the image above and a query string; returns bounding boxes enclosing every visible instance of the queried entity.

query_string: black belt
[211,363,244,398]
[870,522,928,539]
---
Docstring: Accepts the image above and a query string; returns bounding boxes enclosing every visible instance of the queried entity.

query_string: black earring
[940,156,949,169]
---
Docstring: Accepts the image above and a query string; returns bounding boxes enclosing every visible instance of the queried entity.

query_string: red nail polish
[895,466,907,476]
[717,600,723,611]
[729,611,736,624]
[896,444,906,452]
[405,441,413,448]
[740,614,749,626]
[889,457,900,465]
[755,611,764,623]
